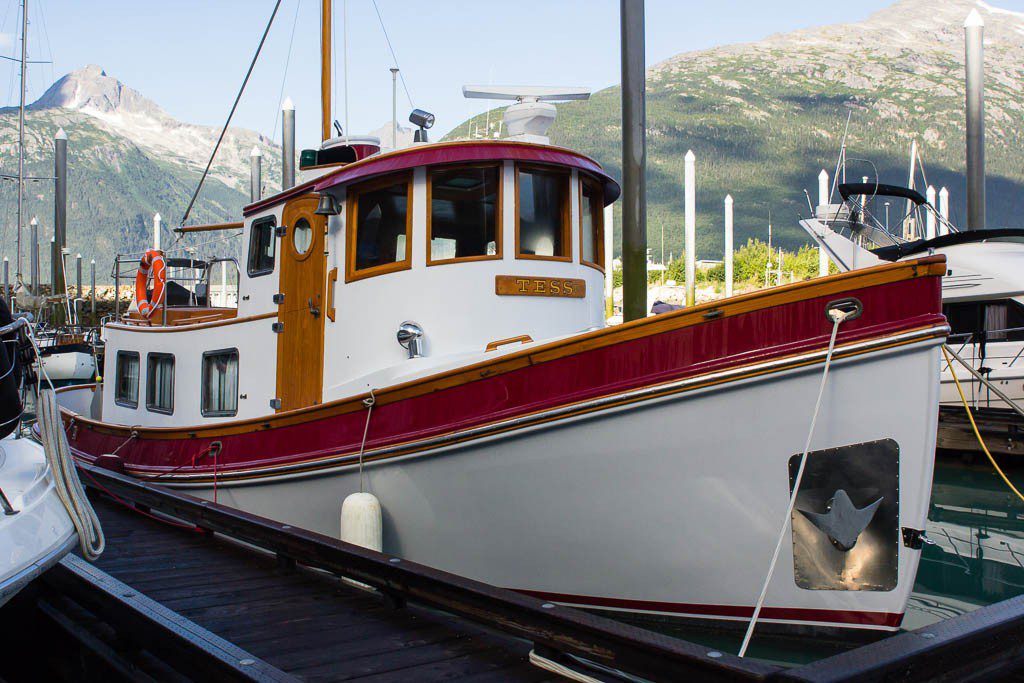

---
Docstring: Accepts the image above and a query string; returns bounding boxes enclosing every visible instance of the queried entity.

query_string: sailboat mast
[321,0,331,142]
[16,0,27,282]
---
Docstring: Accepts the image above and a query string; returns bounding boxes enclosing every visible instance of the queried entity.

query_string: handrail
[174,222,245,234]
[77,462,777,682]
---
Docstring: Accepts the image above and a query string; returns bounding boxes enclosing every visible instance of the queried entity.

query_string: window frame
[114,350,140,409]
[205,257,241,309]
[201,348,240,418]
[514,163,572,263]
[425,163,504,267]
[145,352,175,415]
[247,216,277,277]
[345,173,414,283]
[578,174,605,273]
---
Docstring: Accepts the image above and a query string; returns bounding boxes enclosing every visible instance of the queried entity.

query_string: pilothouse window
[247,217,276,277]
[428,165,501,263]
[114,351,139,408]
[346,175,412,281]
[202,349,239,417]
[580,177,604,270]
[146,353,174,415]
[516,166,570,260]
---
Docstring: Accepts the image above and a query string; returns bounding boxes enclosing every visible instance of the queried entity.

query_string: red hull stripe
[64,274,944,479]
[516,589,905,628]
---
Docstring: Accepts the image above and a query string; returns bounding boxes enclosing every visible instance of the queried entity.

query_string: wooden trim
[326,267,338,322]
[106,311,276,334]
[515,163,572,262]
[174,222,244,234]
[579,174,605,272]
[425,163,503,266]
[344,173,414,283]
[68,256,946,439]
[485,335,533,352]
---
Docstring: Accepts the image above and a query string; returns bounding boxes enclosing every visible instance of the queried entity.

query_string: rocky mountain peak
[30,64,166,118]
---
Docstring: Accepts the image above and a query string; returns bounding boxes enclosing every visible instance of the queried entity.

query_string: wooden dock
[938,405,1024,456]
[4,462,1024,682]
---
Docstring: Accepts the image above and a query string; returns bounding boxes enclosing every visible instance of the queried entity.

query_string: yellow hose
[942,346,1024,504]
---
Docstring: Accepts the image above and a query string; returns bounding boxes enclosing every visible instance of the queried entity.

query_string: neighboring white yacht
[0,313,103,608]
[800,182,1024,411]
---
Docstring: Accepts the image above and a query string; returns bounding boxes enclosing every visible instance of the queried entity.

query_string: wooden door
[276,196,327,412]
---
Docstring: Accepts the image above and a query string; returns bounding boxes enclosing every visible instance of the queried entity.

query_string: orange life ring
[135,250,166,318]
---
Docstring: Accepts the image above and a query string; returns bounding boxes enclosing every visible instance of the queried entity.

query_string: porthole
[293,217,313,255]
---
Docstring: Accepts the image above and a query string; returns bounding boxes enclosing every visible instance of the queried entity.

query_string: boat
[799,181,1024,412]
[54,3,948,633]
[0,299,103,607]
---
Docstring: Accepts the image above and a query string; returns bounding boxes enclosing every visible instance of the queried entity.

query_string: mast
[321,0,332,142]
[16,0,27,283]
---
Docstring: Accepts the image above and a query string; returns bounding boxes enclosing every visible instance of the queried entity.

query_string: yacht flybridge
[54,5,949,633]
[800,182,1024,411]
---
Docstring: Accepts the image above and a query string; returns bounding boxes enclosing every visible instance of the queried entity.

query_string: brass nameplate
[495,275,586,298]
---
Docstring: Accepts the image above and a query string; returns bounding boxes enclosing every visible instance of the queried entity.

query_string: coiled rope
[739,306,853,657]
[37,388,104,560]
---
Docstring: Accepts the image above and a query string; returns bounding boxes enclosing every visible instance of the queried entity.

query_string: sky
[2,0,1024,151]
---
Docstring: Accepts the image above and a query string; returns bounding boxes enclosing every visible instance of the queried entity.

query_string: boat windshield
[821,183,957,251]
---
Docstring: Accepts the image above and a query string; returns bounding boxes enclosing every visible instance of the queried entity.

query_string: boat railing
[111,252,240,326]
[0,317,29,515]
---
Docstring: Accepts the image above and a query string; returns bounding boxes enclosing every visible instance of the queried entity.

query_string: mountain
[0,65,282,278]
[447,0,1024,259]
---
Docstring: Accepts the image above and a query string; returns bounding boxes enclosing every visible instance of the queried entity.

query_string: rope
[528,651,603,683]
[36,388,105,560]
[179,0,283,227]
[942,346,1024,504]
[370,0,414,108]
[358,389,376,492]
[738,306,853,657]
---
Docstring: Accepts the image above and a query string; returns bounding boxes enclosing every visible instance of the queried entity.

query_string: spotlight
[409,109,435,142]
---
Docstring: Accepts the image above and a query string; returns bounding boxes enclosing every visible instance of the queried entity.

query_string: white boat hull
[0,435,77,607]
[175,339,941,630]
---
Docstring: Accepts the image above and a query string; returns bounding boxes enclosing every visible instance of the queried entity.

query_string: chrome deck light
[396,321,424,359]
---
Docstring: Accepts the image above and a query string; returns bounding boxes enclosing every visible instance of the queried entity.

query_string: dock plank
[88,495,544,681]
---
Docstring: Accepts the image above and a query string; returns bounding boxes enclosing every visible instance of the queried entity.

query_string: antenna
[462,86,590,143]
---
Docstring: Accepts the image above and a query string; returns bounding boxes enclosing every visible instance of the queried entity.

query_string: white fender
[340,492,382,551]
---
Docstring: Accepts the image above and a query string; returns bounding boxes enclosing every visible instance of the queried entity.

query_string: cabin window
[944,300,1024,342]
[580,176,604,270]
[516,165,570,260]
[146,353,175,415]
[202,349,239,417]
[247,217,276,277]
[114,351,139,408]
[427,165,501,264]
[346,174,412,281]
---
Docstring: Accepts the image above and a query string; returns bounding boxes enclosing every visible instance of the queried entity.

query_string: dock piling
[90,259,95,315]
[30,217,38,295]
[619,0,647,322]
[926,186,937,239]
[684,150,696,307]
[939,186,950,234]
[3,258,8,302]
[153,213,161,251]
[724,194,733,298]
[965,9,985,230]
[53,128,67,297]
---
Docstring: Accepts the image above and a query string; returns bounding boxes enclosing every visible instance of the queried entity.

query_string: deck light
[409,109,435,142]
[396,321,425,359]
[315,194,340,216]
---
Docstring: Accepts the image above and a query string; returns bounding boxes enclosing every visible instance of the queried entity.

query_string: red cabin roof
[243,140,620,217]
